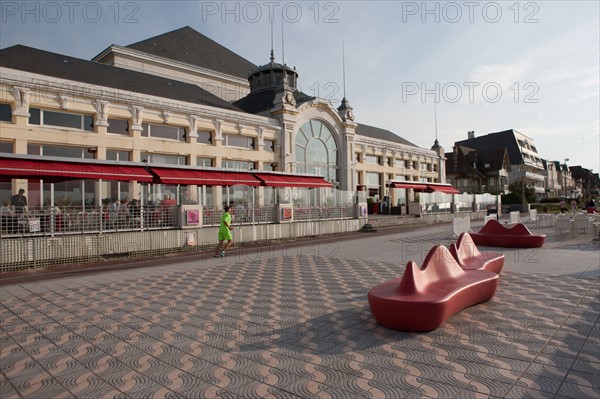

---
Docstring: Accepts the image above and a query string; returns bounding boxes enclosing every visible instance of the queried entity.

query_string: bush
[531,203,560,213]
[540,197,561,203]
[501,192,522,204]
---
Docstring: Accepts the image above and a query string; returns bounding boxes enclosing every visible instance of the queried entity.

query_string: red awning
[0,158,153,182]
[426,184,460,194]
[254,173,333,188]
[150,167,261,186]
[390,182,428,190]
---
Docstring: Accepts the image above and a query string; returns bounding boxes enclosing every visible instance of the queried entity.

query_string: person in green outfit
[214,205,233,257]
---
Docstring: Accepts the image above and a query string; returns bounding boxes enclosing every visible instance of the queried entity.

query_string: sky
[1,0,598,171]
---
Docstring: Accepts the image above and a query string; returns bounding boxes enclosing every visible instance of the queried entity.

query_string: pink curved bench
[470,219,546,248]
[450,232,505,273]
[368,245,499,332]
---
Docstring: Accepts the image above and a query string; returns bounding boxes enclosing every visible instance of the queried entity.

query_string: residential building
[557,163,573,198]
[543,160,562,197]
[445,144,511,194]
[569,166,599,199]
[454,130,546,197]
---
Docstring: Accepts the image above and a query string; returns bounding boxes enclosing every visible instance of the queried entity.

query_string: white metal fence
[0,218,362,272]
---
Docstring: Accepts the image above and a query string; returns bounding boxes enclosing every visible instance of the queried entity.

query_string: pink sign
[186,209,200,225]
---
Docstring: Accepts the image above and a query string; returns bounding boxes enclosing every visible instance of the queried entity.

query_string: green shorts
[218,230,232,241]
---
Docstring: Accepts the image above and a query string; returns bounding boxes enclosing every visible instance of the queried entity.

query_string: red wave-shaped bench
[450,232,505,273]
[470,219,546,248]
[367,245,499,332]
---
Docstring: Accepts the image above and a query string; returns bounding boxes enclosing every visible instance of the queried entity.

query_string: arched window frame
[294,119,339,184]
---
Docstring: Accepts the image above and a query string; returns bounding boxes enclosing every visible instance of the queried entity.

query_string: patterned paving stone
[563,369,600,389]
[503,384,556,399]
[1,237,599,399]
[0,377,22,399]
[556,380,600,398]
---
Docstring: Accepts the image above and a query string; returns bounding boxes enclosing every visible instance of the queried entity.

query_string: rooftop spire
[342,41,346,99]
[281,18,285,66]
[270,20,275,63]
[434,101,438,143]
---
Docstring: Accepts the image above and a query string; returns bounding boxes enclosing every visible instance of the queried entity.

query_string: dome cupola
[248,49,298,93]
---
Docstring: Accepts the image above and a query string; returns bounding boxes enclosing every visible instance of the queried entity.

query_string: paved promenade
[1,220,599,398]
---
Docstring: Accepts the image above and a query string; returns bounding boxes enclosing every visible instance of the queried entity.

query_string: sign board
[276,204,293,223]
[179,205,203,228]
[186,209,200,225]
[28,218,41,233]
[281,206,293,221]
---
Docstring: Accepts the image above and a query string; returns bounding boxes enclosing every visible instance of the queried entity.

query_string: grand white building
[0,26,447,209]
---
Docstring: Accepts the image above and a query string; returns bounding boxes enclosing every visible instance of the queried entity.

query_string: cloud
[468,61,532,90]
[576,75,600,89]
[568,91,600,105]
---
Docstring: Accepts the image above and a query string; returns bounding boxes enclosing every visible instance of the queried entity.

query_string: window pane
[107,150,130,161]
[306,139,328,164]
[0,141,13,153]
[295,120,338,183]
[222,160,254,170]
[264,139,274,152]
[148,124,183,141]
[197,131,212,145]
[49,181,81,207]
[84,180,97,207]
[226,135,251,149]
[196,157,213,167]
[365,155,379,164]
[43,110,82,129]
[144,152,186,165]
[84,115,94,131]
[0,103,11,122]
[0,181,12,207]
[42,145,84,159]
[367,172,380,186]
[141,123,149,137]
[27,144,41,155]
[310,120,322,138]
[295,146,305,162]
[107,118,129,135]
[296,129,309,146]
[29,108,40,125]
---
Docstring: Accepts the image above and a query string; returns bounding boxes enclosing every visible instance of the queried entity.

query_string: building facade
[445,144,511,194]
[0,26,445,210]
[454,129,546,197]
[544,160,562,197]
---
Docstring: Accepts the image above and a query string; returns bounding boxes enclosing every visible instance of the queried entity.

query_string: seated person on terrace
[160,194,177,226]
[1,200,18,233]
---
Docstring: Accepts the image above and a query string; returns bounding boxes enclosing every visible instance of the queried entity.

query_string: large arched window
[294,120,339,184]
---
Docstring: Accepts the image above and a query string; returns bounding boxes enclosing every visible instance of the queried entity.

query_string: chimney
[468,131,475,139]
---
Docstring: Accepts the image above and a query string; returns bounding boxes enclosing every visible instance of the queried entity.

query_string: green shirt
[219,211,231,235]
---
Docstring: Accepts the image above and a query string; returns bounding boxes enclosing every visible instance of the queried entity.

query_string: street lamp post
[563,158,569,198]
[588,169,594,199]
[519,141,527,212]
[522,164,527,211]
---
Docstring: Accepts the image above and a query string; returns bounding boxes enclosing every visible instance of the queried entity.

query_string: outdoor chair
[573,215,591,236]
[509,211,521,224]
[555,217,572,237]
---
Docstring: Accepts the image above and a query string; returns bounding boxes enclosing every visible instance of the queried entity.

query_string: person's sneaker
[219,251,225,257]
[213,254,220,258]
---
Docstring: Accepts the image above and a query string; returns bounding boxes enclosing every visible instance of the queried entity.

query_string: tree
[507,179,536,203]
